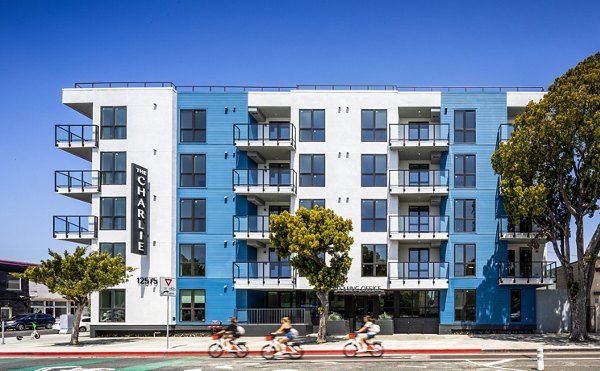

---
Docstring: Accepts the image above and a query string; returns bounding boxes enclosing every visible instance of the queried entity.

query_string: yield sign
[160,277,176,297]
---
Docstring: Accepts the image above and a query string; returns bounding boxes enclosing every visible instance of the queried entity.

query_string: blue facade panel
[176,92,248,324]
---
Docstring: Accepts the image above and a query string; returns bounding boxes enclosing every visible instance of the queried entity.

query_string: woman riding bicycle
[217,317,241,349]
[273,316,294,355]
[356,315,378,351]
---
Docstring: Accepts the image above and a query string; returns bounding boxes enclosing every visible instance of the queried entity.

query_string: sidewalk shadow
[300,334,348,345]
[50,338,137,347]
[467,333,600,347]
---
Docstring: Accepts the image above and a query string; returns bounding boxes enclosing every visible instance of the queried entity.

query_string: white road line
[465,359,525,371]
[485,359,516,366]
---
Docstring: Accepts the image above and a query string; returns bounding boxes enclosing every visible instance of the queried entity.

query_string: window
[454,289,476,322]
[299,154,325,187]
[409,164,430,186]
[269,248,291,278]
[180,199,206,232]
[454,199,476,232]
[101,106,127,139]
[409,248,430,278]
[269,122,291,141]
[179,244,206,277]
[398,291,439,317]
[269,163,291,186]
[361,244,387,277]
[100,197,126,230]
[409,206,429,233]
[361,155,387,187]
[361,110,387,142]
[408,122,429,141]
[100,152,126,185]
[299,199,326,210]
[99,289,125,322]
[454,155,476,188]
[180,109,207,143]
[299,109,325,142]
[454,244,476,277]
[361,199,387,232]
[510,289,521,322]
[6,274,21,291]
[454,110,476,143]
[180,289,205,322]
[100,243,126,265]
[180,154,206,187]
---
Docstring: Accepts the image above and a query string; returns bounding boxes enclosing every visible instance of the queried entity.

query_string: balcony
[498,123,514,143]
[389,170,449,199]
[389,123,449,153]
[232,169,297,203]
[387,261,449,289]
[233,215,271,246]
[388,216,449,241]
[55,125,98,161]
[499,218,543,242]
[53,215,97,244]
[233,123,296,160]
[55,170,101,203]
[232,261,295,289]
[498,261,557,286]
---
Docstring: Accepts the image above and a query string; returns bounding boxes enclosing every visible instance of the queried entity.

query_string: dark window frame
[179,243,206,277]
[99,289,125,322]
[180,154,207,187]
[454,199,476,232]
[361,109,387,142]
[454,289,476,322]
[361,199,387,232]
[99,242,126,265]
[398,290,439,318]
[299,109,325,142]
[299,154,325,187]
[361,244,388,277]
[510,289,522,322]
[454,243,476,277]
[454,154,476,188]
[100,197,126,230]
[180,109,207,143]
[6,274,21,291]
[100,106,127,139]
[179,289,206,322]
[361,154,387,187]
[299,199,326,209]
[179,198,207,232]
[100,152,127,185]
[454,110,476,144]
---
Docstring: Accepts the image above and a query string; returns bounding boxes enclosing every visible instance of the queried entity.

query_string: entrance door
[409,206,429,233]
[520,248,532,278]
[269,163,290,186]
[269,248,291,279]
[354,296,379,329]
[409,164,430,186]
[409,248,430,278]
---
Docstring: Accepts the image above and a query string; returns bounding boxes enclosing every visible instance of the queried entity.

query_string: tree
[492,52,600,341]
[269,207,353,343]
[16,247,134,345]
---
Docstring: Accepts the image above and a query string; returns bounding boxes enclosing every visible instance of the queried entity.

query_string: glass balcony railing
[498,261,556,284]
[498,217,542,239]
[388,262,449,281]
[389,169,449,190]
[232,169,297,193]
[53,215,97,240]
[232,261,294,285]
[233,123,296,148]
[389,123,449,146]
[499,123,514,142]
[55,170,101,193]
[233,215,271,238]
[388,215,449,235]
[55,125,98,147]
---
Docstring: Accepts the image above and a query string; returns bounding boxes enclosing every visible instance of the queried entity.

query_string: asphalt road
[1,353,600,371]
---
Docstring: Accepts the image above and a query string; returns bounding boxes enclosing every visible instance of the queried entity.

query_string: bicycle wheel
[235,343,249,358]
[34,333,41,340]
[208,343,224,358]
[289,344,304,359]
[371,343,384,357]
[261,344,277,360]
[342,342,358,357]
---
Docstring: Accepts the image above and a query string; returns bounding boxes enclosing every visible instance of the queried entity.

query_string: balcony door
[269,248,291,279]
[409,248,430,278]
[408,122,429,141]
[409,164,430,186]
[269,122,290,141]
[507,250,516,276]
[520,247,532,278]
[409,206,429,233]
[269,163,290,186]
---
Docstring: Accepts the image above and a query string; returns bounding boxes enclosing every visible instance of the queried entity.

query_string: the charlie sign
[131,163,149,255]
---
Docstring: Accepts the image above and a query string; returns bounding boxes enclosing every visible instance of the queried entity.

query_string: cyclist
[273,316,294,355]
[217,317,241,349]
[356,315,378,352]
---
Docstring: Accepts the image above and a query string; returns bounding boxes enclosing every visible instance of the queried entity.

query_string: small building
[0,259,36,320]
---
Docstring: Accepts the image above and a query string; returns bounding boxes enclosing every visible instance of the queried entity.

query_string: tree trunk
[316,291,329,344]
[70,302,84,345]
[570,281,588,341]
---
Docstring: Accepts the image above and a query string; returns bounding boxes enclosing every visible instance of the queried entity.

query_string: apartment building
[54,83,556,335]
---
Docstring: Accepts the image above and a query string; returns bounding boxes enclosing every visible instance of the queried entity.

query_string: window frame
[100,152,127,185]
[454,199,476,232]
[179,243,206,277]
[179,289,206,322]
[398,290,439,318]
[361,154,387,187]
[454,154,476,188]
[361,109,387,142]
[99,289,126,322]
[454,110,476,144]
[180,154,206,188]
[100,197,126,230]
[299,109,325,142]
[6,274,21,291]
[100,106,127,140]
[454,289,476,322]
[299,199,326,210]
[179,198,207,232]
[361,244,388,277]
[361,199,387,232]
[299,154,325,187]
[99,242,126,265]
[454,243,476,277]
[510,289,522,322]
[180,109,207,143]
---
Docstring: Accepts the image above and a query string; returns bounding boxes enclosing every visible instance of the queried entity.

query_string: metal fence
[234,308,310,324]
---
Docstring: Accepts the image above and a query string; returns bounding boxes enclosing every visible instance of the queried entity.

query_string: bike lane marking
[9,357,121,371]
[117,357,198,371]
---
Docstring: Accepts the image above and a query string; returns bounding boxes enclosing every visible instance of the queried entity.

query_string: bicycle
[208,333,249,358]
[342,332,384,357]
[260,333,304,359]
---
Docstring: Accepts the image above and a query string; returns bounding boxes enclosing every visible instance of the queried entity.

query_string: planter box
[377,319,394,335]
[326,320,349,335]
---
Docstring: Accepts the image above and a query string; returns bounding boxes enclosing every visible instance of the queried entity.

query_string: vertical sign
[131,164,149,255]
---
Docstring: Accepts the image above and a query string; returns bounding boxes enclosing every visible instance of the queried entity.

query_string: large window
[361,154,387,187]
[101,106,127,139]
[180,109,207,143]
[100,197,126,230]
[180,289,206,322]
[454,244,476,277]
[409,206,429,233]
[361,199,387,232]
[100,242,126,265]
[454,289,476,322]
[398,291,439,317]
[299,199,325,210]
[455,154,476,188]
[100,152,126,185]
[510,289,522,322]
[299,109,325,142]
[299,154,325,187]
[179,244,206,277]
[180,154,206,187]
[361,244,387,277]
[454,110,476,143]
[99,289,125,322]
[454,199,476,232]
[180,199,206,232]
[6,274,21,291]
[361,109,387,142]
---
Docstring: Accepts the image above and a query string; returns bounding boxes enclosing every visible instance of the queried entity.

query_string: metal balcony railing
[388,215,449,235]
[234,308,310,325]
[232,169,297,192]
[498,261,557,283]
[232,261,294,285]
[54,170,101,192]
[389,169,449,190]
[233,215,271,238]
[233,123,296,148]
[388,262,449,282]
[498,218,542,239]
[499,123,514,142]
[55,125,98,147]
[52,215,98,239]
[389,123,449,146]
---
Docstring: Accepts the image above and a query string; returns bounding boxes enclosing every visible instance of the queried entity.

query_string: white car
[78,317,91,332]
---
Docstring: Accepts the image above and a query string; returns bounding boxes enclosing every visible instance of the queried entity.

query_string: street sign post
[159,277,176,349]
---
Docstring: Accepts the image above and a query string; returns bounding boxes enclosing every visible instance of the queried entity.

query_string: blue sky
[0,0,598,263]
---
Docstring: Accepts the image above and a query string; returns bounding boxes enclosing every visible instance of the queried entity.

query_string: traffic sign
[159,277,176,297]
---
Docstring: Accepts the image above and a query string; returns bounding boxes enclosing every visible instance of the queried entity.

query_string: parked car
[78,317,91,332]
[3,313,55,331]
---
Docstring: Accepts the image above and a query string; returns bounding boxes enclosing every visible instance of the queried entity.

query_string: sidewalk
[1,333,599,357]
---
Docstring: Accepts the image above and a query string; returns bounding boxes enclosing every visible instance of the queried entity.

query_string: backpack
[369,324,380,334]
[236,325,245,335]
[289,328,299,338]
